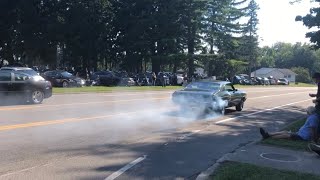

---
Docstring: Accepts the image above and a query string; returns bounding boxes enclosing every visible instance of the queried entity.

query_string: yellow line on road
[0,112,141,131]
[0,97,169,111]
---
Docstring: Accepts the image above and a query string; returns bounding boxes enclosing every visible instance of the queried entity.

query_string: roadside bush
[291,67,311,83]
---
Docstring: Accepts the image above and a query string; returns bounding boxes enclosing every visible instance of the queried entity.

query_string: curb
[196,140,259,180]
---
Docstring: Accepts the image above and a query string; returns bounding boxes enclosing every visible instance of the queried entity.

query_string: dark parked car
[233,75,251,85]
[172,80,247,114]
[42,70,86,87]
[91,71,121,86]
[0,71,52,104]
[135,73,150,86]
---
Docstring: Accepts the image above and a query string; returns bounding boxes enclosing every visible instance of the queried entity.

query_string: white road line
[250,92,306,99]
[105,155,147,180]
[215,99,310,124]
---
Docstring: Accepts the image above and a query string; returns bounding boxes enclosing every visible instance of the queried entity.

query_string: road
[0,86,316,180]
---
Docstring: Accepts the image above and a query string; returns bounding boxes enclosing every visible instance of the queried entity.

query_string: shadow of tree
[40,105,309,179]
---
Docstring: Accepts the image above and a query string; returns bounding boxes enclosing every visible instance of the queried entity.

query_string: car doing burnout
[0,70,52,104]
[172,81,247,114]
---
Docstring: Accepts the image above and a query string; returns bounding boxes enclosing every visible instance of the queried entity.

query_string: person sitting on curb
[259,106,319,142]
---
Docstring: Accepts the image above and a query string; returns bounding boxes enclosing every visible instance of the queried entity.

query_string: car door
[43,71,55,85]
[0,71,13,96]
[12,72,31,96]
[104,72,114,85]
[225,83,238,106]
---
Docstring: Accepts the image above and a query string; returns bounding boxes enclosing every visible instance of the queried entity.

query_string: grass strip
[212,161,320,180]
[53,86,183,94]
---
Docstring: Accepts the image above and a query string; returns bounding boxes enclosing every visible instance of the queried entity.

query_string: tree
[291,67,311,83]
[239,0,259,76]
[296,0,320,49]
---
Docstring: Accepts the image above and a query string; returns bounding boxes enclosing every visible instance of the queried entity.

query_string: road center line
[0,106,177,131]
[105,155,147,180]
[0,97,168,111]
[215,99,310,124]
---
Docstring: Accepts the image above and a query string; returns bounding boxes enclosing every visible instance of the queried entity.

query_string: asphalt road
[0,86,316,180]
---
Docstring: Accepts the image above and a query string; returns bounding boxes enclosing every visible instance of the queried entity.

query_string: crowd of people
[259,72,320,156]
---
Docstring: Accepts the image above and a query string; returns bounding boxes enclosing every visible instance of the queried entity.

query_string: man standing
[152,72,157,86]
[309,72,320,112]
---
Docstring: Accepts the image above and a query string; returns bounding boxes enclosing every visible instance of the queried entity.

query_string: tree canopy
[0,0,262,76]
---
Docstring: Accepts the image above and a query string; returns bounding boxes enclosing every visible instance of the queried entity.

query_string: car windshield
[185,82,220,91]
[61,71,73,77]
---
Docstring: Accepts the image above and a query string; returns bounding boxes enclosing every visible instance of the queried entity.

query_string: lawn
[52,82,316,94]
[234,82,316,88]
[261,119,310,151]
[289,82,316,87]
[211,161,320,180]
[53,86,183,94]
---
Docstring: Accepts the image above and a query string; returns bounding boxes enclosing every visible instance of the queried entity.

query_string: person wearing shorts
[259,106,319,142]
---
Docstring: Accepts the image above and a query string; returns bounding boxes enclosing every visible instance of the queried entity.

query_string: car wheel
[62,81,69,88]
[30,90,44,104]
[236,100,244,111]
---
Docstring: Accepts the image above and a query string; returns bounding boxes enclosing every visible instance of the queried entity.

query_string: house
[251,68,297,82]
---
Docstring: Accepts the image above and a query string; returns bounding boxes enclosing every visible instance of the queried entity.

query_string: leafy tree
[240,0,259,75]
[296,0,320,48]
[291,66,311,83]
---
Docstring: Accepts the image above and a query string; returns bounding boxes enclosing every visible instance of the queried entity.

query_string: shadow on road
[42,105,308,180]
[0,97,29,106]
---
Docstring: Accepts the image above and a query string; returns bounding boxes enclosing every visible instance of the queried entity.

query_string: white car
[277,78,289,85]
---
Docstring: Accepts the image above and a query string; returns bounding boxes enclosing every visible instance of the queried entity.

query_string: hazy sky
[256,0,316,47]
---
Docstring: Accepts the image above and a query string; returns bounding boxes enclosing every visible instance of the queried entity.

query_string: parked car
[233,75,251,85]
[90,71,121,86]
[119,77,136,86]
[135,73,150,86]
[42,70,86,87]
[172,80,247,114]
[232,75,243,84]
[0,70,52,104]
[262,77,270,85]
[277,78,289,85]
[268,76,277,85]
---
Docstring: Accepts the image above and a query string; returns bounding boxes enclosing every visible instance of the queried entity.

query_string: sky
[256,0,317,47]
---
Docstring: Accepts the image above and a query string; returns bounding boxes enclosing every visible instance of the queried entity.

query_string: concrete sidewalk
[197,143,320,180]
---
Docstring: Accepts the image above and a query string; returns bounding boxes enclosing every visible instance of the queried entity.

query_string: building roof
[278,68,297,75]
[252,68,297,76]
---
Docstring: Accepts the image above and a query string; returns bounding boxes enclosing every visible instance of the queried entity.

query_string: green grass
[53,86,183,94]
[289,83,316,87]
[234,83,315,88]
[261,119,309,151]
[211,161,320,180]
